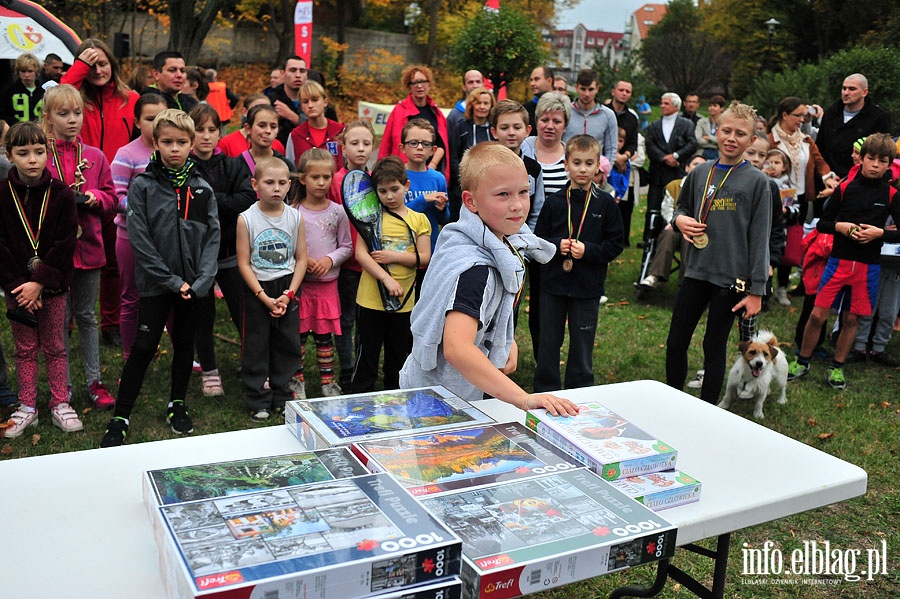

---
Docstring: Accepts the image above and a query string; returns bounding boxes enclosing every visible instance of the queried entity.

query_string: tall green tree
[449,6,547,92]
[639,0,731,97]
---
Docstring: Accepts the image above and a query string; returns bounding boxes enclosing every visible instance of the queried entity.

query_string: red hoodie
[61,60,140,164]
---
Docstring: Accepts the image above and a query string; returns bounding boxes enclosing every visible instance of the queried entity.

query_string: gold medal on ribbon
[27,256,43,273]
[562,257,574,272]
[695,160,744,251]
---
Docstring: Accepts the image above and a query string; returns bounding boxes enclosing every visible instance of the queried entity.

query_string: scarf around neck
[151,151,195,188]
[771,123,805,190]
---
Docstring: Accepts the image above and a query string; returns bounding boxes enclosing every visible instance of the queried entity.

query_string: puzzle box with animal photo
[156,473,462,599]
[284,386,494,449]
[609,470,702,511]
[352,422,584,497]
[418,468,677,599]
[525,401,678,480]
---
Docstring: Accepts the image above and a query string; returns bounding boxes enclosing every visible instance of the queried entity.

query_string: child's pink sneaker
[89,380,116,410]
[51,403,84,433]
[3,407,38,438]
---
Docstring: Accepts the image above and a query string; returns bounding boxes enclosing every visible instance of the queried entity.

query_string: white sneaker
[288,376,306,400]
[686,369,705,389]
[775,287,791,306]
[599,295,609,305]
[3,406,38,438]
[640,275,657,288]
[321,382,343,397]
[51,402,84,433]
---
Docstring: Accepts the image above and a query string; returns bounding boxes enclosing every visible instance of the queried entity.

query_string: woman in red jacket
[61,38,140,348]
[377,64,449,183]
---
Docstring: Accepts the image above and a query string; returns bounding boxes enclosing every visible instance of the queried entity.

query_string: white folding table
[0,380,866,598]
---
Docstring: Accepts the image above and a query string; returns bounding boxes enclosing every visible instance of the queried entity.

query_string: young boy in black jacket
[789,133,900,389]
[533,134,624,391]
[101,109,220,447]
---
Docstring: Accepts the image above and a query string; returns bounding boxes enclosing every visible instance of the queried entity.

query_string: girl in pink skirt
[290,148,352,398]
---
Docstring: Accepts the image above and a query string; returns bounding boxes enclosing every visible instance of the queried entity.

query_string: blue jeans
[533,292,600,392]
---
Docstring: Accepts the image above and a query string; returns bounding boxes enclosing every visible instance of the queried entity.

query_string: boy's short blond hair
[152,109,195,140]
[489,99,529,129]
[254,156,289,180]
[565,134,601,160]
[460,142,523,192]
[15,53,39,73]
[299,80,326,100]
[720,101,758,131]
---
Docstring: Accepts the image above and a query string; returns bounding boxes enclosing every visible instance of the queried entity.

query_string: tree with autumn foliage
[448,6,547,92]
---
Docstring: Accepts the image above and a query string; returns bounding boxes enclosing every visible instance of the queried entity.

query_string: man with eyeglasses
[816,73,891,178]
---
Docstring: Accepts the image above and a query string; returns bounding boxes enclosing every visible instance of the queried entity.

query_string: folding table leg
[610,533,731,599]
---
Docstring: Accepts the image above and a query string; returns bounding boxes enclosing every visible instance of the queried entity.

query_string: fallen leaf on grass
[617,301,630,306]
[1,445,12,455]
[818,432,835,440]
[790,530,796,537]
[81,407,92,416]
[788,307,797,314]
[31,434,40,446]
[658,344,665,349]
[807,419,817,426]
[637,315,648,320]
[882,401,891,410]
[835,402,846,408]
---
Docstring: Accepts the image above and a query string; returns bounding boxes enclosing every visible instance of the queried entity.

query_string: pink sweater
[296,201,353,282]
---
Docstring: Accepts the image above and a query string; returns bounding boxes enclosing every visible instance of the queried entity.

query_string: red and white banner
[294,0,312,65]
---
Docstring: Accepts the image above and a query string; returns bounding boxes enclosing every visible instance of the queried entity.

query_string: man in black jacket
[816,73,891,178]
[642,92,697,243]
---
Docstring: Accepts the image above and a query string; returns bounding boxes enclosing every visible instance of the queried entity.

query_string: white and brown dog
[718,331,787,419]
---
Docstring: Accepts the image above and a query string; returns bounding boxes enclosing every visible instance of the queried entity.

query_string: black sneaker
[100,417,129,448]
[167,400,194,435]
[101,328,122,348]
[869,351,900,367]
[843,350,867,365]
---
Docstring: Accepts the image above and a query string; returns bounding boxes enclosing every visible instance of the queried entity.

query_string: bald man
[816,73,891,178]
[447,69,485,138]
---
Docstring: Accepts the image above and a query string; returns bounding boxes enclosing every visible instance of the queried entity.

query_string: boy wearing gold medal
[666,101,772,405]
[533,134,624,391]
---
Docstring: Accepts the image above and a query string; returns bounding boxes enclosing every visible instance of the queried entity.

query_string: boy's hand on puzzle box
[529,394,581,417]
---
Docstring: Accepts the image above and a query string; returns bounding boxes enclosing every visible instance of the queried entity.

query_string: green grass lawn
[1,204,897,598]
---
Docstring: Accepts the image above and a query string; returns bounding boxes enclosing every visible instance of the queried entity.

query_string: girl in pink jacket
[43,84,117,410]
